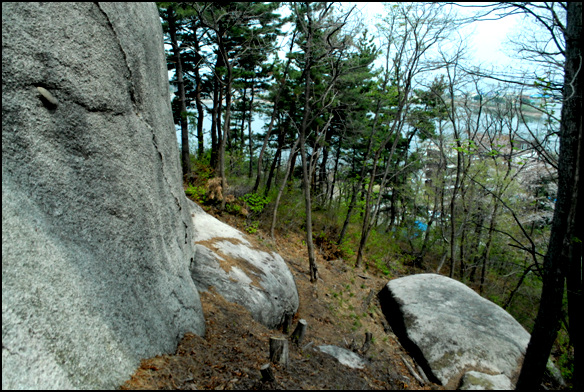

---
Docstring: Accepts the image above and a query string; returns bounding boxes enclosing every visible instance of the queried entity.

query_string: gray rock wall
[2,3,205,389]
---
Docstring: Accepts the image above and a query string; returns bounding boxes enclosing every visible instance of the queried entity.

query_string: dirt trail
[121,217,440,390]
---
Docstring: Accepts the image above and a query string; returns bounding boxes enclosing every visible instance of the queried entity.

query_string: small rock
[317,345,366,369]
[458,371,514,390]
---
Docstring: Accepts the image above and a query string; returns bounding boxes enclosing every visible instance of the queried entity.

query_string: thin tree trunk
[448,146,462,278]
[299,87,318,281]
[248,78,256,178]
[503,264,533,310]
[479,201,498,295]
[252,33,296,193]
[317,127,332,205]
[296,4,318,283]
[239,83,248,152]
[265,123,286,196]
[327,130,344,209]
[354,48,411,267]
[270,138,300,238]
[167,6,191,178]
[192,24,205,158]
[210,62,221,168]
[219,60,232,211]
[356,120,401,267]
[415,183,442,268]
[338,115,381,246]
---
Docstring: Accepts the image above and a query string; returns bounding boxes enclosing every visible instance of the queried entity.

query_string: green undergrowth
[181,154,573,387]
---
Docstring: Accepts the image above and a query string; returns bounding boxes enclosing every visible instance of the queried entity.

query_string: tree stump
[361,288,375,312]
[290,318,307,346]
[360,332,373,354]
[282,312,293,334]
[260,363,275,382]
[269,337,289,368]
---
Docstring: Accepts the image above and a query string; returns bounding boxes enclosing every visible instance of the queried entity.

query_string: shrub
[245,220,259,234]
[240,192,270,216]
[185,184,206,204]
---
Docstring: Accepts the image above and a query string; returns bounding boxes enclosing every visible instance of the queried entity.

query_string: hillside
[120,209,440,390]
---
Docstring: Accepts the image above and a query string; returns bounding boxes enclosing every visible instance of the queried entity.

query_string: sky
[350,2,524,70]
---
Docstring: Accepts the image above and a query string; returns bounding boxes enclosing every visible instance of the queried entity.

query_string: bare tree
[354,2,462,268]
[291,2,356,282]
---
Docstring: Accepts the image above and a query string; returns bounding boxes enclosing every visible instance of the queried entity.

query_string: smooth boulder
[2,3,204,389]
[379,273,530,389]
[189,200,299,329]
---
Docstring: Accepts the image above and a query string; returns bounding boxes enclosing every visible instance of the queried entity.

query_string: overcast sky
[350,2,523,69]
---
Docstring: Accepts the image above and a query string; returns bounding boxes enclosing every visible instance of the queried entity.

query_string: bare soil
[120,212,442,390]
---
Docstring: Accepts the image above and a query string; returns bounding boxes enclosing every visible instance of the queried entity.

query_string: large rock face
[2,3,205,389]
[378,274,530,389]
[188,200,299,329]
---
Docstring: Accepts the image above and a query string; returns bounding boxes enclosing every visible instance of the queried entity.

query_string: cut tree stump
[260,363,275,382]
[282,312,293,334]
[269,337,289,368]
[361,289,375,313]
[360,332,372,354]
[290,319,307,345]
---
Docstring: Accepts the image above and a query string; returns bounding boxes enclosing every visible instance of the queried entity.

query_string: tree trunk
[516,2,582,388]
[479,196,499,294]
[327,130,344,209]
[269,337,289,368]
[253,98,279,192]
[415,185,442,268]
[210,63,221,168]
[167,6,191,178]
[338,108,382,246]
[265,123,286,196]
[356,116,402,267]
[317,127,332,206]
[260,363,275,382]
[247,78,256,178]
[253,33,295,193]
[300,109,318,282]
[290,319,307,346]
[298,7,318,283]
[338,180,359,245]
[219,60,232,211]
[448,146,462,278]
[192,24,205,158]
[238,83,248,152]
[270,137,300,238]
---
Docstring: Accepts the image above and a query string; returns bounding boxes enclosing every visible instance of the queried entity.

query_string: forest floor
[120,209,443,390]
